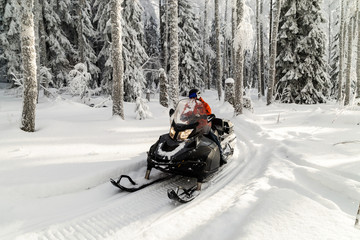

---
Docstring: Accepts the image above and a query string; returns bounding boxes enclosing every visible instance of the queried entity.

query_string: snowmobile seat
[212,118,233,135]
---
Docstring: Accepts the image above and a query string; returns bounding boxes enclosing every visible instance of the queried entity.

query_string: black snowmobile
[111,98,236,202]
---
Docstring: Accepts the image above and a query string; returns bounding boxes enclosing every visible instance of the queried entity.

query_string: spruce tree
[0,0,21,83]
[178,0,204,95]
[276,0,330,104]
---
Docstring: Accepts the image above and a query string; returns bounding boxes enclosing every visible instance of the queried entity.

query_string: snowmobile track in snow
[18,155,245,240]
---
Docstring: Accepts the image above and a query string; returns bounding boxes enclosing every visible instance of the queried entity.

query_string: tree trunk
[168,0,179,107]
[344,18,353,106]
[215,0,222,100]
[256,0,262,98]
[19,0,38,132]
[338,0,345,101]
[203,0,209,89]
[111,0,124,118]
[357,2,360,98]
[266,0,281,105]
[259,0,265,96]
[77,0,85,63]
[269,0,273,55]
[234,0,244,116]
[164,0,169,72]
[34,0,41,102]
[159,68,169,107]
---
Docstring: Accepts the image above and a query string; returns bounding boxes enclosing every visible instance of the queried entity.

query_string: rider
[188,89,226,165]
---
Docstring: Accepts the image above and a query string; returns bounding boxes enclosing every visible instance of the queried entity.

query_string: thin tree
[338,0,345,101]
[266,0,281,105]
[357,1,360,98]
[18,0,37,132]
[344,17,354,106]
[203,0,209,90]
[111,0,124,118]
[168,0,179,107]
[234,0,244,115]
[256,0,262,98]
[215,0,222,100]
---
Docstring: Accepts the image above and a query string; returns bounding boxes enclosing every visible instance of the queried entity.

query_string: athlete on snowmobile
[188,89,226,165]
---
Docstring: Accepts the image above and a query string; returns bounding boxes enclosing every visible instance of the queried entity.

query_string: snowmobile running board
[110,174,174,192]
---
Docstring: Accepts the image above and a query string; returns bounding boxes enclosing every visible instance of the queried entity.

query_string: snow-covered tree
[168,0,179,107]
[276,0,330,104]
[329,2,340,97]
[234,0,244,115]
[43,0,76,87]
[95,0,149,109]
[215,0,222,100]
[203,0,209,90]
[338,0,346,101]
[267,0,281,105]
[159,68,168,107]
[110,0,124,118]
[178,0,204,95]
[18,0,37,132]
[344,17,354,106]
[75,0,99,87]
[93,0,112,93]
[357,1,360,99]
[144,15,161,90]
[0,0,21,83]
[68,63,91,100]
[121,0,148,102]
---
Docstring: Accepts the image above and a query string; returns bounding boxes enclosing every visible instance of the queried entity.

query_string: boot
[220,151,227,166]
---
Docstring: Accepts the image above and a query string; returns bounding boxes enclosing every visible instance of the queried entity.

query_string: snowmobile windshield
[172,99,211,134]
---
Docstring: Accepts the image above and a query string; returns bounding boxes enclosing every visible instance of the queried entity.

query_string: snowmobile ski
[167,185,200,203]
[110,174,173,192]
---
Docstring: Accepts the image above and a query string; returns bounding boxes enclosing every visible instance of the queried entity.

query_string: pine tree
[276,0,330,104]
[18,0,37,132]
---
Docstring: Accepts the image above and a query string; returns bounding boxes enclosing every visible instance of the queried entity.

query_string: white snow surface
[0,88,360,240]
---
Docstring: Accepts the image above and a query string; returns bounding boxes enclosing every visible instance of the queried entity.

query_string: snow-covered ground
[1,86,360,240]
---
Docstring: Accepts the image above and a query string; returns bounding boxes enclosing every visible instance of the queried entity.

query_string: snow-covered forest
[1,0,360,125]
[1,0,360,239]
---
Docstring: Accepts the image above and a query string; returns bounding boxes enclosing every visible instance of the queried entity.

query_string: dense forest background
[0,0,359,124]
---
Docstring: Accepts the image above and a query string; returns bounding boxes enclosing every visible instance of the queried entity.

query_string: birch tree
[215,0,222,100]
[111,0,124,118]
[18,0,37,132]
[266,0,281,105]
[168,0,179,107]
[234,0,244,115]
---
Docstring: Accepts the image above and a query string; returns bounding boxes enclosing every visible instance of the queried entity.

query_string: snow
[0,87,360,240]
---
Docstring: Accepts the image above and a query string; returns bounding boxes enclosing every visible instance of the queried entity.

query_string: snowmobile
[111,98,236,202]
